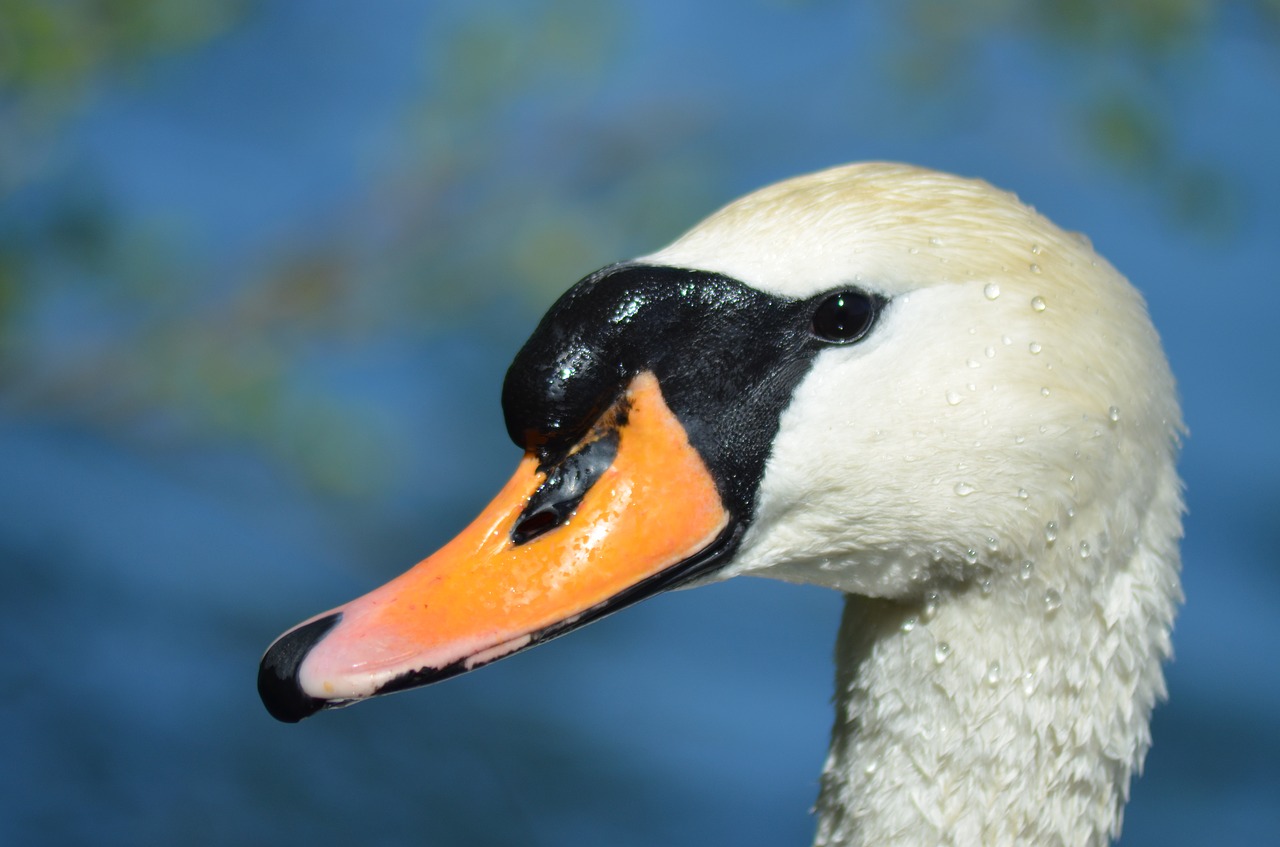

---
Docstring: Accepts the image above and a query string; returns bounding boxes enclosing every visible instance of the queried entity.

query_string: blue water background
[2,3,1277,845]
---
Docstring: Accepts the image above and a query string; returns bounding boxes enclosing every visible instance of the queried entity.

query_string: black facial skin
[504,264,883,526]
[258,263,883,722]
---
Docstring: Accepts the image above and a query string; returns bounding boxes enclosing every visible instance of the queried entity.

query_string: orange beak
[259,372,733,722]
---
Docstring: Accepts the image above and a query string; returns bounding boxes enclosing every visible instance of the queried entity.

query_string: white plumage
[645,163,1183,846]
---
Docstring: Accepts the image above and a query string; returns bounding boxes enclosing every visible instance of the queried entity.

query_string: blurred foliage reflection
[1,0,1268,492]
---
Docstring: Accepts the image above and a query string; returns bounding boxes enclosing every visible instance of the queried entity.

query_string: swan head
[650,163,1182,598]
[259,163,1182,725]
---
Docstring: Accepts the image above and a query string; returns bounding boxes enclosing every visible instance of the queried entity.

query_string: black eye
[811,291,876,343]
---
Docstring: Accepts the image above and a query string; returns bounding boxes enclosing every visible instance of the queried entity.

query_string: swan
[259,163,1183,847]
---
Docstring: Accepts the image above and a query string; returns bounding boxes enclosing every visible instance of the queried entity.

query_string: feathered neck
[812,459,1182,847]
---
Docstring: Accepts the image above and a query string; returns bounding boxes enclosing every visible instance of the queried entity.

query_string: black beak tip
[257,612,342,723]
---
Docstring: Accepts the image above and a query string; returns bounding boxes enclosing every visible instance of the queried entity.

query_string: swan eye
[811,291,876,343]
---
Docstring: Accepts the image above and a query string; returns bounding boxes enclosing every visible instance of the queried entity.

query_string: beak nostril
[512,507,566,545]
[512,425,620,546]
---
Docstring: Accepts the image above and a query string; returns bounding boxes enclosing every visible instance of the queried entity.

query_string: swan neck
[813,521,1180,847]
